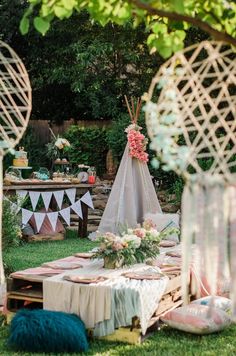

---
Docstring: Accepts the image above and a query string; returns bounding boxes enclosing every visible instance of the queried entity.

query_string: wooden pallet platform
[6,272,183,344]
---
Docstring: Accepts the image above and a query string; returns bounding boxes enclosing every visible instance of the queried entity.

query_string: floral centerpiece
[94,219,177,269]
[46,129,71,162]
[125,124,149,163]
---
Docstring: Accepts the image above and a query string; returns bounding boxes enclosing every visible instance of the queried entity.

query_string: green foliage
[65,125,109,175]
[106,113,131,161]
[2,199,22,251]
[1,4,162,121]
[21,0,236,59]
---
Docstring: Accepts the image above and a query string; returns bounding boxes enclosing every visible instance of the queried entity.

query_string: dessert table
[3,183,95,238]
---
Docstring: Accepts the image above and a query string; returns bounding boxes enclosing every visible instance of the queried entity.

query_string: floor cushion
[8,309,89,353]
[191,296,232,314]
[161,304,231,334]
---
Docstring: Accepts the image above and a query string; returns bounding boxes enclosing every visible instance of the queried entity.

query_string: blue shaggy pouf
[8,309,89,353]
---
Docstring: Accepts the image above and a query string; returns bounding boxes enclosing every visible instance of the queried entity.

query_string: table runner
[43,259,168,336]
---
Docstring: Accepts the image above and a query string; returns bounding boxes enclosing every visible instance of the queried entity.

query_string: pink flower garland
[127,127,149,163]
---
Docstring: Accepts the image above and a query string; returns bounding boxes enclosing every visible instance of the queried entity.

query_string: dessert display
[13,147,28,167]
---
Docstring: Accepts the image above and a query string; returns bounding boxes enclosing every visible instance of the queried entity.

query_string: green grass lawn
[1,231,236,356]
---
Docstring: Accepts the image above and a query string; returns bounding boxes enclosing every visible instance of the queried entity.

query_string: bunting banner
[41,191,53,211]
[12,189,94,229]
[71,200,83,219]
[53,190,64,210]
[59,207,71,226]
[22,208,33,226]
[34,212,45,232]
[66,188,76,205]
[47,212,58,231]
[29,191,41,211]
[80,191,94,209]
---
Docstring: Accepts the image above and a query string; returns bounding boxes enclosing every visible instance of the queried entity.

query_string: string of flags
[4,189,94,233]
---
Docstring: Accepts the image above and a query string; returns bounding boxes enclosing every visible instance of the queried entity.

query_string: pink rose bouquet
[125,124,149,163]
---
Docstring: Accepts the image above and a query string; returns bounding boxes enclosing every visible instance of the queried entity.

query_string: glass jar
[87,166,96,184]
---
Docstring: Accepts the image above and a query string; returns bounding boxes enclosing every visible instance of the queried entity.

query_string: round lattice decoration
[0,40,31,156]
[145,41,236,182]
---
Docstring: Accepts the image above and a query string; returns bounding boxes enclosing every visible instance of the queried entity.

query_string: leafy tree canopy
[22,0,236,58]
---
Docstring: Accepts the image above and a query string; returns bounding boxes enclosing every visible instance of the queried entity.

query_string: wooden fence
[29,119,111,144]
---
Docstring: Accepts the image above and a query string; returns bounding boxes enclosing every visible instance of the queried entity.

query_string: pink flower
[112,242,124,251]
[127,129,149,163]
[143,219,156,230]
[133,228,146,239]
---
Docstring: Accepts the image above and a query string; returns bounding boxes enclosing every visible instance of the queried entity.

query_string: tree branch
[128,0,236,46]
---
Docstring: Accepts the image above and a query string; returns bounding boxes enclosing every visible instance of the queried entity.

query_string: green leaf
[147,33,157,46]
[54,5,71,19]
[19,17,30,35]
[159,46,173,58]
[33,17,50,35]
[175,30,186,40]
[61,0,76,10]
[152,22,167,34]
[173,0,184,13]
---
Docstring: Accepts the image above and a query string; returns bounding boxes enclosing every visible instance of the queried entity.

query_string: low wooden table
[3,183,94,238]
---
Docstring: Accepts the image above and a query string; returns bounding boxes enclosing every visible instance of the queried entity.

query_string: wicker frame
[0,40,31,288]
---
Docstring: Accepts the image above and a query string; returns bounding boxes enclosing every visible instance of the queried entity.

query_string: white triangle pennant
[59,207,71,226]
[66,188,76,204]
[71,200,83,219]
[29,191,41,211]
[80,191,94,209]
[47,212,58,232]
[53,190,64,210]
[22,208,33,226]
[17,190,28,205]
[34,212,45,233]
[41,191,52,211]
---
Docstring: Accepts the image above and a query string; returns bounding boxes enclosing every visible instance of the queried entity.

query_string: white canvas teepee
[97,97,162,235]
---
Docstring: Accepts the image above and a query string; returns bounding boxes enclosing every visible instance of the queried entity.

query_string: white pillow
[144,213,180,242]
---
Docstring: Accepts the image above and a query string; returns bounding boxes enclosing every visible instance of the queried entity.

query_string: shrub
[65,126,108,176]
[2,199,22,250]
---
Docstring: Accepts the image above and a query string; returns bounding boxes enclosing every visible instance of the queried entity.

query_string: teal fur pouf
[8,309,89,353]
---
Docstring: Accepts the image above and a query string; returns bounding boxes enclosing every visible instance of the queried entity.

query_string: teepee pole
[124,95,133,122]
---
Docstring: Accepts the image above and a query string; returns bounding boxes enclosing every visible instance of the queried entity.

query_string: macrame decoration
[144,41,236,312]
[0,41,31,300]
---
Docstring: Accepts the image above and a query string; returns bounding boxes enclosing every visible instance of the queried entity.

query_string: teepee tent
[97,96,162,235]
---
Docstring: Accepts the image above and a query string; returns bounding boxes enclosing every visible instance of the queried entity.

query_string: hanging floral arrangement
[125,123,149,163]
